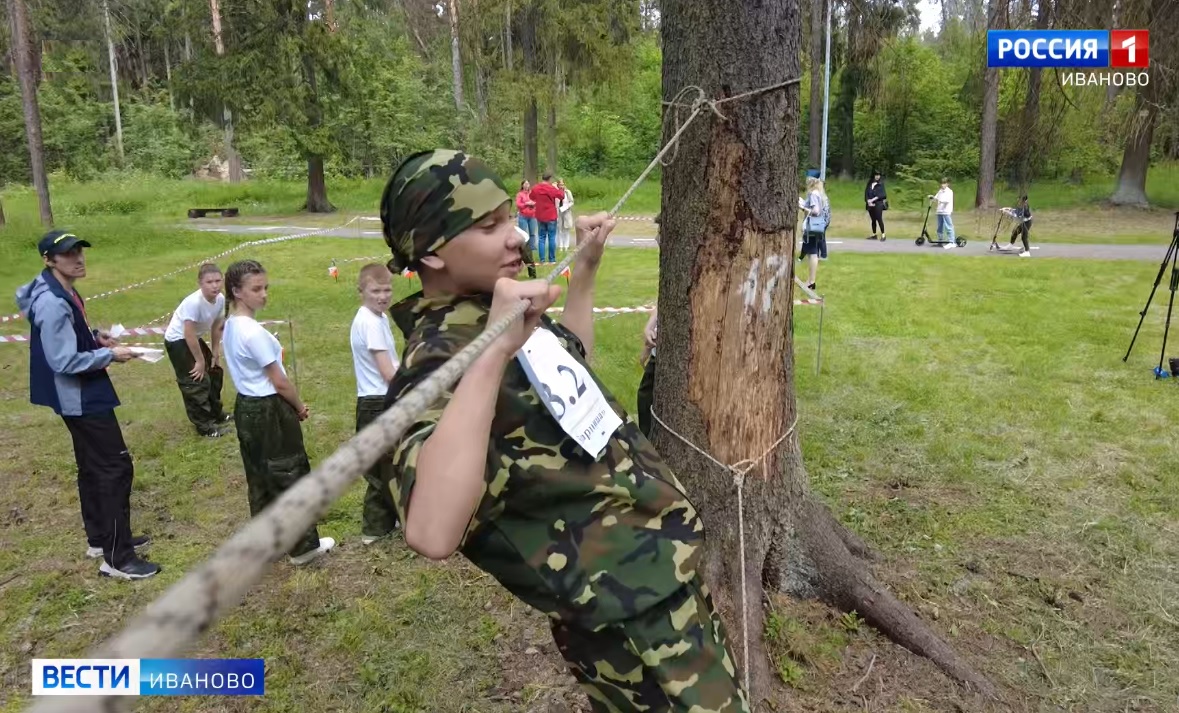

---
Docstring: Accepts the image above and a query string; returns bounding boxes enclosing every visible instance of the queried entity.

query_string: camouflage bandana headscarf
[380,150,511,272]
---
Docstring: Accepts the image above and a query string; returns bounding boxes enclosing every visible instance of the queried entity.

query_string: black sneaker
[100,556,161,580]
[200,428,225,438]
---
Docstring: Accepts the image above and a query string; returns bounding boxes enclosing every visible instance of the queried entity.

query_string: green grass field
[1,184,1178,711]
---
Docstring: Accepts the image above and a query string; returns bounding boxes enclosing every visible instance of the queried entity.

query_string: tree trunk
[1109,86,1156,207]
[808,0,823,168]
[0,196,6,227]
[1015,0,1049,189]
[475,59,489,120]
[504,0,513,70]
[102,0,125,167]
[547,103,558,175]
[209,0,242,182]
[658,0,996,706]
[324,0,337,31]
[135,23,148,88]
[547,62,559,175]
[521,2,539,182]
[8,0,53,226]
[975,0,1003,208]
[835,10,859,179]
[448,0,465,111]
[164,43,175,111]
[524,99,539,183]
[301,51,334,213]
[305,155,334,212]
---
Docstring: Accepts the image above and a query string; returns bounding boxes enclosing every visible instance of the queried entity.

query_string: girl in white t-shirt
[164,263,230,437]
[222,259,335,565]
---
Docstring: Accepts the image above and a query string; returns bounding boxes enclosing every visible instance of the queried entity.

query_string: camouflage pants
[233,394,320,557]
[165,338,225,434]
[551,577,750,712]
[356,396,400,537]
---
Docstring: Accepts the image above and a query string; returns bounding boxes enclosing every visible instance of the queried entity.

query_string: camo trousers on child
[550,577,750,713]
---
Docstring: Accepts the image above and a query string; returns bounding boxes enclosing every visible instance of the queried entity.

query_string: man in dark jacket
[15,231,160,579]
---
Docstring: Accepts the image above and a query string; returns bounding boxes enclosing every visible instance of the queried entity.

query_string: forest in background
[1,0,1177,219]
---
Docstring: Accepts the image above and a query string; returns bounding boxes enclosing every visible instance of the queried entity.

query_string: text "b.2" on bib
[516,328,622,460]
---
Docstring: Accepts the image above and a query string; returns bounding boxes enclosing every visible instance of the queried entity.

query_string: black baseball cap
[38,230,91,257]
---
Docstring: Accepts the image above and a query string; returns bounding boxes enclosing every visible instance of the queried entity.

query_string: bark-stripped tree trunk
[657,0,996,706]
[975,0,1003,208]
[7,0,53,226]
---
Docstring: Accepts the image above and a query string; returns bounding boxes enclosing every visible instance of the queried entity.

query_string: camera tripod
[1123,212,1179,378]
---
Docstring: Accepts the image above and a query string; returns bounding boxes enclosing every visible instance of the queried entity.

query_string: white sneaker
[943,243,956,249]
[289,537,336,566]
[1018,250,1031,257]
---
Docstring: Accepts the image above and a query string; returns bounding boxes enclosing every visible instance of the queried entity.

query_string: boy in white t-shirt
[932,177,956,249]
[222,259,335,566]
[164,263,231,437]
[349,264,401,544]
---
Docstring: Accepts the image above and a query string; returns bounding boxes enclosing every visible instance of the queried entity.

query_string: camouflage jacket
[386,291,705,628]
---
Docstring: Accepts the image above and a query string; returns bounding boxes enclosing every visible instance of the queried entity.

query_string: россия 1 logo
[988,29,1149,87]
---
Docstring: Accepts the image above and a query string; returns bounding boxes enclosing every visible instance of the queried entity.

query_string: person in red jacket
[530,173,565,265]
[515,180,538,256]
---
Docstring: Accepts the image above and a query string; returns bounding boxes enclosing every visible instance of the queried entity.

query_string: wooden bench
[187,207,240,219]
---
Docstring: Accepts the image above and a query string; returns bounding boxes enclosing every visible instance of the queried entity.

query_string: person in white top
[350,264,402,544]
[164,264,230,437]
[932,177,956,249]
[221,259,335,565]
[557,178,575,252]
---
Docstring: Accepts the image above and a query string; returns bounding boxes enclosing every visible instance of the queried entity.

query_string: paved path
[185,222,1170,262]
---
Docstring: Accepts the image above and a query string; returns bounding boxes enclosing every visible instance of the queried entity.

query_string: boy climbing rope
[380,149,749,712]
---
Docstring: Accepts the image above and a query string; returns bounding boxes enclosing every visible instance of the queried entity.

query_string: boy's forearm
[561,269,597,358]
[408,352,508,558]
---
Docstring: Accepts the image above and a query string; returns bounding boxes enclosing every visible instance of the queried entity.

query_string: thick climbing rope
[26,76,801,713]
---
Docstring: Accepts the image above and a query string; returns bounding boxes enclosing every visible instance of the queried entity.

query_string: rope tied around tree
[657,77,802,168]
[649,409,800,696]
[26,76,802,713]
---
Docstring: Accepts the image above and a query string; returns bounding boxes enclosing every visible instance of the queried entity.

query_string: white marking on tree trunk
[762,255,790,314]
[741,259,761,312]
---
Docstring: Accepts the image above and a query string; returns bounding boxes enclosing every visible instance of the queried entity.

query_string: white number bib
[516,328,622,460]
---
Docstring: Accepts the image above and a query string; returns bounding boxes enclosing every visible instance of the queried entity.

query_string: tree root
[793,498,998,700]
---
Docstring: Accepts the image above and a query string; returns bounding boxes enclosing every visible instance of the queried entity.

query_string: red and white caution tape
[546,305,655,314]
[1,320,287,345]
[1,219,360,324]
[334,254,386,265]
